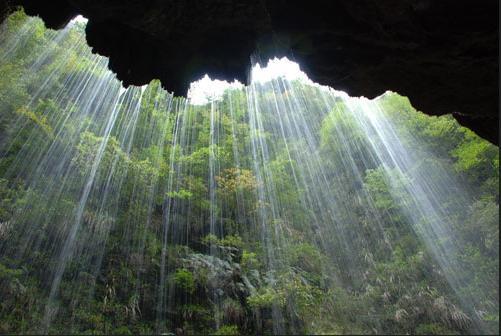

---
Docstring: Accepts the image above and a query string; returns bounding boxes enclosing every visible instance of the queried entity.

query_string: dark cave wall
[1,0,499,144]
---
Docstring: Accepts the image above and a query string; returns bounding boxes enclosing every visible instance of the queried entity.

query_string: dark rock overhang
[1,0,498,144]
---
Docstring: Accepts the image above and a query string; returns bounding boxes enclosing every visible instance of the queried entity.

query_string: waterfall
[0,11,498,335]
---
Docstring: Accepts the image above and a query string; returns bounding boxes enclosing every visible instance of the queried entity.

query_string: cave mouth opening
[7,0,498,145]
[66,14,343,106]
[188,57,317,105]
[68,14,321,106]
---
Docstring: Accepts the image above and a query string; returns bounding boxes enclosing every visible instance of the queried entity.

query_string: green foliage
[0,262,23,282]
[241,250,260,271]
[216,168,258,195]
[166,189,193,200]
[112,325,133,335]
[0,179,23,221]
[247,287,283,309]
[173,268,195,294]
[213,324,239,335]
[320,101,366,151]
[415,323,458,335]
[16,106,54,137]
[201,234,244,249]
[453,129,499,186]
[248,270,323,330]
[287,242,324,275]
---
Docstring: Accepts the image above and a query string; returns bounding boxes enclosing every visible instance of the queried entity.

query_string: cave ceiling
[1,0,498,144]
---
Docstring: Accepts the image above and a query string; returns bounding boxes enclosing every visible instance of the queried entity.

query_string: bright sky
[187,76,243,105]
[250,57,309,83]
[71,15,88,25]
[188,57,311,105]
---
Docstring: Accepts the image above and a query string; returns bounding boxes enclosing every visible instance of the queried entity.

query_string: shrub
[214,324,239,335]
[173,268,195,294]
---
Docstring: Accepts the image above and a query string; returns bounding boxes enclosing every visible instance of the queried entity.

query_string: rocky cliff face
[1,0,498,144]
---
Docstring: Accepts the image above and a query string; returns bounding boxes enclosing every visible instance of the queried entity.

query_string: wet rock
[181,252,251,301]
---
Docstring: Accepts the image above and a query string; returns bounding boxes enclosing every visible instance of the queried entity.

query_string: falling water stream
[0,12,498,335]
